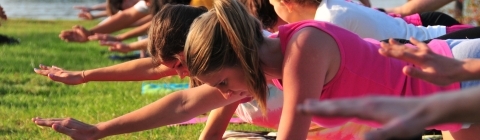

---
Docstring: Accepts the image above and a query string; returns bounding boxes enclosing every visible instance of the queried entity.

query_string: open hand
[33,64,85,85]
[33,117,100,140]
[379,38,464,86]
[59,25,92,42]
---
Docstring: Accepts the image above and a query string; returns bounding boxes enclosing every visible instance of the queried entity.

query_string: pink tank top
[272,20,462,131]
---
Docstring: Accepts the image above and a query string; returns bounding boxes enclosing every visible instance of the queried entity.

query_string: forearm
[199,102,240,140]
[425,86,480,124]
[459,58,480,81]
[89,9,147,34]
[386,0,452,16]
[129,15,152,27]
[92,11,108,19]
[117,22,151,41]
[94,91,199,138]
[127,39,148,51]
[95,85,243,139]
[83,58,176,82]
[90,3,107,11]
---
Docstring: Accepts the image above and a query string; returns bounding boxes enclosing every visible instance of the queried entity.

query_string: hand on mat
[89,33,121,42]
[297,97,431,140]
[34,64,85,85]
[100,41,132,53]
[33,117,100,140]
[59,25,91,42]
[78,11,94,20]
[379,38,464,86]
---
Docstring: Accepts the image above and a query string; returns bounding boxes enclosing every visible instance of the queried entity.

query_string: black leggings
[419,12,462,27]
[381,27,480,44]
[376,9,462,27]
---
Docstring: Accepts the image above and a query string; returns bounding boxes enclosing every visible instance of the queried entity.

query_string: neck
[258,37,283,80]
[289,4,318,23]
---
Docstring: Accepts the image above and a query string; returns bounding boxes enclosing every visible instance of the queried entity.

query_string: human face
[269,0,293,23]
[162,55,189,79]
[195,66,251,99]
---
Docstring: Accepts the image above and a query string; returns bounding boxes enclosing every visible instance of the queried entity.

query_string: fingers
[52,124,74,136]
[409,37,430,51]
[379,39,426,64]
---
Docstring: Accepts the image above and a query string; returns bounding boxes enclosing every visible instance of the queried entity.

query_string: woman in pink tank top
[184,0,480,139]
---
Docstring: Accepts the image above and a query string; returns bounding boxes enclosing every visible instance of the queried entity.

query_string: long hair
[184,0,268,115]
[147,4,207,65]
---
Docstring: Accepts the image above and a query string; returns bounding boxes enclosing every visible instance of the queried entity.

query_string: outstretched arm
[59,2,149,42]
[89,20,152,42]
[297,85,480,140]
[385,0,453,17]
[34,84,245,139]
[99,39,149,53]
[34,57,175,85]
[199,101,240,140]
[379,38,480,86]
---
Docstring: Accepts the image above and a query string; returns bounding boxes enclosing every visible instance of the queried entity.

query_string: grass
[0,19,271,139]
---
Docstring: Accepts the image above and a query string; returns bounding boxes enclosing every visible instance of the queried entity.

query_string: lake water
[0,0,455,20]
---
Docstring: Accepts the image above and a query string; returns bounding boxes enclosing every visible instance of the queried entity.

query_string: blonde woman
[183,0,480,139]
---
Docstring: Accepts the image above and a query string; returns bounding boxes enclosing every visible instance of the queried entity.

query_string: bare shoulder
[286,26,339,57]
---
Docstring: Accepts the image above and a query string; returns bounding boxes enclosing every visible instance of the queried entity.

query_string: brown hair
[238,0,278,30]
[150,0,193,15]
[184,0,268,114]
[106,0,124,15]
[147,4,207,64]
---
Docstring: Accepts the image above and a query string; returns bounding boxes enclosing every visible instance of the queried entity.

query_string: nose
[217,87,233,98]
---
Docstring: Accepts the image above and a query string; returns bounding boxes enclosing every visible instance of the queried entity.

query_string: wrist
[460,58,480,81]
[81,70,89,83]
[92,122,109,139]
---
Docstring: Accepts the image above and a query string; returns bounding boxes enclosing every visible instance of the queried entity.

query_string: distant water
[0,0,455,20]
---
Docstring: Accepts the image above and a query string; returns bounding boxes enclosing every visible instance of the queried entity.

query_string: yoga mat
[141,82,189,95]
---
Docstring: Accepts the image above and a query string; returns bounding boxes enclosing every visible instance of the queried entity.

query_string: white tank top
[314,0,446,40]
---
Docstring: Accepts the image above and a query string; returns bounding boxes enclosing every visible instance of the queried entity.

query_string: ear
[280,0,294,13]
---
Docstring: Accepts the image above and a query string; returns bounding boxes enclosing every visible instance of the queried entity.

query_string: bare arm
[116,20,151,41]
[199,101,240,140]
[130,15,153,27]
[94,84,244,139]
[89,6,149,34]
[34,84,245,139]
[34,58,175,85]
[277,27,339,139]
[386,0,453,16]
[99,39,148,53]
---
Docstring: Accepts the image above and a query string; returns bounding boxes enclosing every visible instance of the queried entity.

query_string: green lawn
[0,19,271,139]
